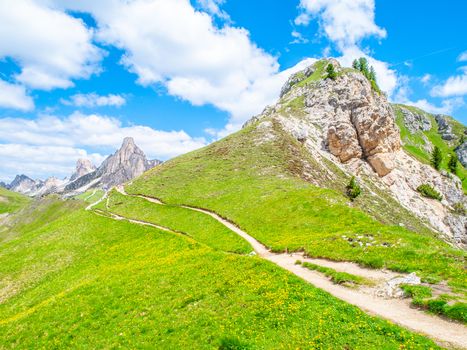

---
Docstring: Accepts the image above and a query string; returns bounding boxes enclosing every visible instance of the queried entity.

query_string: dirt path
[107,187,467,349]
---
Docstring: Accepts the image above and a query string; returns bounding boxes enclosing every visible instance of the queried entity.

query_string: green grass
[297,261,372,286]
[74,189,104,203]
[0,187,30,214]
[394,104,467,192]
[401,285,467,323]
[0,198,441,349]
[127,123,467,292]
[97,190,252,254]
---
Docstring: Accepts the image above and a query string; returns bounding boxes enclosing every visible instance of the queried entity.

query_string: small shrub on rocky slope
[431,146,443,170]
[417,184,442,201]
[346,176,361,201]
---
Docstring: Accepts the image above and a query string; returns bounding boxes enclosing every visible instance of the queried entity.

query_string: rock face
[65,137,161,193]
[97,137,160,188]
[455,140,467,167]
[70,159,96,181]
[297,60,401,176]
[399,107,431,133]
[246,58,466,246]
[435,115,456,141]
[8,175,39,195]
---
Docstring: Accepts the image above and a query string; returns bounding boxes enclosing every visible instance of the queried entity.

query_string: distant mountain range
[1,137,161,197]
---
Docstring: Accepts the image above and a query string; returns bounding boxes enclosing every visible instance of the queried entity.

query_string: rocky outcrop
[246,58,466,246]
[70,159,96,182]
[399,107,431,133]
[327,122,362,162]
[455,140,467,167]
[435,115,456,141]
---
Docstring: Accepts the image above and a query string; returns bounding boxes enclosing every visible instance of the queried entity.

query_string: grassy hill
[127,121,466,295]
[0,187,30,214]
[0,197,441,349]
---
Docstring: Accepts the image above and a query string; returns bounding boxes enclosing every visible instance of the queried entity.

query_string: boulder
[367,153,396,177]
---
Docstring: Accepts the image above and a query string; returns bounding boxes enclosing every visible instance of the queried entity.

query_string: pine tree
[369,66,377,82]
[352,59,360,70]
[326,63,337,80]
[431,146,443,171]
[358,57,369,77]
[448,153,458,174]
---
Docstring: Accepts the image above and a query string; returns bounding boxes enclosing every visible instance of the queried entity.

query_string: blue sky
[0,0,466,182]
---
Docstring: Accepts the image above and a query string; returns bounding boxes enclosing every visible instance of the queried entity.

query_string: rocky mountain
[4,138,161,197]
[247,59,466,245]
[65,137,161,194]
[7,175,41,195]
[70,159,96,182]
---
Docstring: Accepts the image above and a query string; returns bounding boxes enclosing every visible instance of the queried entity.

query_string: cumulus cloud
[431,72,467,97]
[0,144,105,182]
[0,112,207,181]
[61,93,126,108]
[296,0,386,50]
[53,0,318,134]
[0,79,34,111]
[0,0,102,90]
[196,0,229,20]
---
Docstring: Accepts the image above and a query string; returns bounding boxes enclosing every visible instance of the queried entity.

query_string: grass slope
[127,123,467,292]
[0,199,440,349]
[394,104,467,192]
[0,187,30,214]
[99,190,252,254]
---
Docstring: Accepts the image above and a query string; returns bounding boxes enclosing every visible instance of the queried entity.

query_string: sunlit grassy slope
[0,198,440,349]
[99,189,252,254]
[127,122,466,291]
[0,187,30,214]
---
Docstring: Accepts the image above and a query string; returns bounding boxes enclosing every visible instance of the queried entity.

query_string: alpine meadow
[0,1,466,349]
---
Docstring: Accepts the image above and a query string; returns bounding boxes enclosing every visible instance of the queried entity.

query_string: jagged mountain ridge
[3,137,161,196]
[65,137,162,193]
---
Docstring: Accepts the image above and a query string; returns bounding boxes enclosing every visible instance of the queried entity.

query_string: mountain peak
[70,158,96,182]
[122,137,136,149]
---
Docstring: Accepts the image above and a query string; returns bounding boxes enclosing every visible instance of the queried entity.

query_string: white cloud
[403,98,463,115]
[394,75,464,114]
[0,0,102,90]
[290,31,309,44]
[196,0,229,20]
[420,74,432,84]
[0,144,105,182]
[458,51,467,62]
[0,79,34,111]
[61,93,126,108]
[52,0,319,134]
[0,112,207,181]
[296,0,386,50]
[431,71,467,97]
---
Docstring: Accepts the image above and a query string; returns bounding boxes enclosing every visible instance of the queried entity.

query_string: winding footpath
[90,186,467,349]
